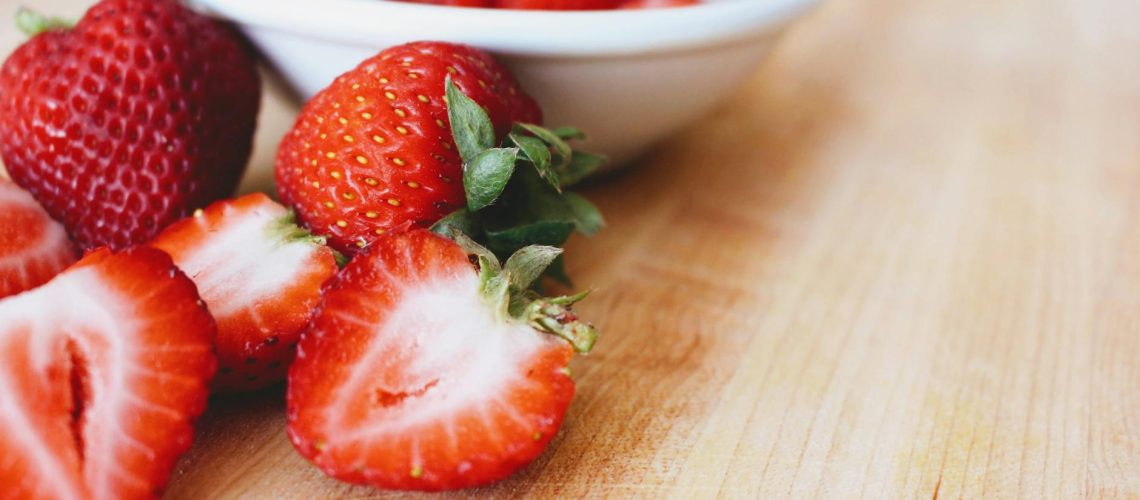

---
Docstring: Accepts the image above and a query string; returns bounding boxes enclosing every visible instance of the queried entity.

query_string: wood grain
[2,0,1140,497]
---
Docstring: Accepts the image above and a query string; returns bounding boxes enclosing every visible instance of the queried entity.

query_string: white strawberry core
[330,270,560,456]
[175,202,315,320]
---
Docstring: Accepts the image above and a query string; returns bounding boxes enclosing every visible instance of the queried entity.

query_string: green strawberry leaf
[446,77,496,163]
[562,192,605,236]
[518,123,573,169]
[430,208,481,239]
[551,126,587,141]
[559,151,606,188]
[464,147,519,211]
[485,221,576,257]
[503,245,563,292]
[510,132,560,192]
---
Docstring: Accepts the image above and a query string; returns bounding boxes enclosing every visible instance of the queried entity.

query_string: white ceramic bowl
[188,0,819,167]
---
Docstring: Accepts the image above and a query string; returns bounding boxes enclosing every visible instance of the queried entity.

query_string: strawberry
[0,246,216,499]
[275,42,541,255]
[287,229,598,491]
[401,0,493,6]
[0,0,261,250]
[620,0,699,7]
[276,42,605,272]
[494,0,623,9]
[0,178,78,298]
[149,193,340,392]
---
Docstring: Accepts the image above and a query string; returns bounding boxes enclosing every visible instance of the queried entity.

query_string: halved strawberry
[287,229,597,491]
[0,247,216,499]
[0,178,78,298]
[149,193,340,392]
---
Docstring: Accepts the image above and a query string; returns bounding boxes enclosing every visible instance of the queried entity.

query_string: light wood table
[3,0,1140,497]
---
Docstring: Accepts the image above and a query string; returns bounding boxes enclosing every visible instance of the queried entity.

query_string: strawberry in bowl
[189,0,820,166]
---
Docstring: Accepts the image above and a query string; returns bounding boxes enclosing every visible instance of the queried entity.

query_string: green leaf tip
[503,245,562,292]
[445,76,495,163]
[510,132,560,192]
[15,7,72,37]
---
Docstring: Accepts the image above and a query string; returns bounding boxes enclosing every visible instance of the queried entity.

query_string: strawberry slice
[287,229,597,491]
[0,247,216,499]
[0,178,77,298]
[149,193,340,392]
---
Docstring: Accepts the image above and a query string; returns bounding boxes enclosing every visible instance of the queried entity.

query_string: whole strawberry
[275,42,540,254]
[0,0,261,250]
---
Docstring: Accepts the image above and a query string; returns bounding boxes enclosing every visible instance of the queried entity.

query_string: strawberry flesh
[0,247,217,499]
[0,178,78,298]
[287,230,575,490]
[150,193,339,392]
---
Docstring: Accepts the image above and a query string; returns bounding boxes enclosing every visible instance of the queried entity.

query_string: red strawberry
[0,0,261,250]
[275,42,541,255]
[149,193,340,392]
[0,246,216,499]
[0,178,78,298]
[287,230,598,490]
[494,0,623,10]
[620,0,699,7]
[401,0,492,6]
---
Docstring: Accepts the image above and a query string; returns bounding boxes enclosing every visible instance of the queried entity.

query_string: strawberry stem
[15,7,72,37]
[525,297,598,354]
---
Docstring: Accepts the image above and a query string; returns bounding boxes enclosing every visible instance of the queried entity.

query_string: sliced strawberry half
[0,247,216,499]
[149,193,341,392]
[0,178,78,298]
[287,229,597,491]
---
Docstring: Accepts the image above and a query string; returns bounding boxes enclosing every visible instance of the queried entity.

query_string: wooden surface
[4,0,1140,497]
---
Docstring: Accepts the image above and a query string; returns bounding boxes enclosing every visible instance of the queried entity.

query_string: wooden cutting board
[3,0,1140,497]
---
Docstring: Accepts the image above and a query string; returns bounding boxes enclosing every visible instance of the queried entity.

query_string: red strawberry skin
[275,42,540,255]
[0,0,261,251]
[0,178,78,298]
[402,0,492,6]
[287,230,574,491]
[0,246,216,499]
[495,0,623,9]
[150,193,339,392]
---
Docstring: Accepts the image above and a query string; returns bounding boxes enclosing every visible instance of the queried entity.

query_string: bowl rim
[187,0,821,56]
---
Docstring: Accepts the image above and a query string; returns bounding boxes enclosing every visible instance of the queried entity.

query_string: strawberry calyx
[433,78,606,282]
[15,7,73,37]
[446,229,599,353]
